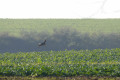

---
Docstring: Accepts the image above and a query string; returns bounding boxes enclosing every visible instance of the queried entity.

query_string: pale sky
[0,0,120,18]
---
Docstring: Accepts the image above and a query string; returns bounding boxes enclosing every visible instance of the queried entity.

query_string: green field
[0,48,120,77]
[0,19,120,37]
[0,19,120,79]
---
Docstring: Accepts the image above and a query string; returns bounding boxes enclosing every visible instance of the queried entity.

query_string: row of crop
[0,48,120,76]
[1,49,120,65]
[0,64,120,77]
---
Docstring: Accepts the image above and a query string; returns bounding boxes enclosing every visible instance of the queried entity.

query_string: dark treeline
[0,27,120,53]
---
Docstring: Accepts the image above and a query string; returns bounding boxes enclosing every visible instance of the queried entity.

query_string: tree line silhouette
[0,27,120,53]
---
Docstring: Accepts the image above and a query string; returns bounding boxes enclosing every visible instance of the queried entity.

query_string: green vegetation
[0,48,120,77]
[0,19,120,37]
[0,19,120,79]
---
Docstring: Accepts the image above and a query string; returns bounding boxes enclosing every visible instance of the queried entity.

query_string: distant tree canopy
[0,27,120,53]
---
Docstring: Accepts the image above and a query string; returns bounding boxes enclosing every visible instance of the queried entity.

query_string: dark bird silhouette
[38,40,46,46]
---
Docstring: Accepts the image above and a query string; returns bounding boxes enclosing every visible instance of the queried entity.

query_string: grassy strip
[0,19,120,37]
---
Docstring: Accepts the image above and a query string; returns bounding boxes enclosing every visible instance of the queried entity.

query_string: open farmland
[0,19,120,37]
[0,19,120,79]
[0,48,120,78]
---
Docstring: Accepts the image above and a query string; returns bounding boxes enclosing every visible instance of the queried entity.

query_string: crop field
[0,19,120,79]
[0,19,120,37]
[0,48,120,78]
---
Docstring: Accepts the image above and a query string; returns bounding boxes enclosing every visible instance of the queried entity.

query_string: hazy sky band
[0,0,120,18]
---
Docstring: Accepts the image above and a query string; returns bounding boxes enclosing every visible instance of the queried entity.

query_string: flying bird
[38,40,46,46]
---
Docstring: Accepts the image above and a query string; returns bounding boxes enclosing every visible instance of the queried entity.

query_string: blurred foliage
[0,27,120,53]
[0,19,120,52]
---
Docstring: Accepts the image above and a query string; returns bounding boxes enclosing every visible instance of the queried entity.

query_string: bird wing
[38,43,42,46]
[44,40,46,43]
